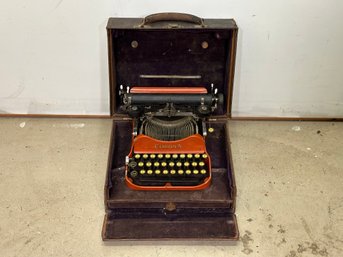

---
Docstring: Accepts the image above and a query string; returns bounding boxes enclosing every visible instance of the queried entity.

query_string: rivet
[131,40,138,48]
[201,41,209,49]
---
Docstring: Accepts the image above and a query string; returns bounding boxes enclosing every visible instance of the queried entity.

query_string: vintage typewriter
[103,13,239,240]
[120,85,223,190]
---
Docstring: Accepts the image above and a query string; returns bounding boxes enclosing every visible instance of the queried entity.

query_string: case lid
[107,13,238,117]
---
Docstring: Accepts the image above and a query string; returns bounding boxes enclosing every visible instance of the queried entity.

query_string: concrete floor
[0,118,342,257]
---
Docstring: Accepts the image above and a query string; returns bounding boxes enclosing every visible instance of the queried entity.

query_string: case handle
[139,12,205,27]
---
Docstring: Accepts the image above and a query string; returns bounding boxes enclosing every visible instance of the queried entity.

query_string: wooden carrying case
[102,13,238,240]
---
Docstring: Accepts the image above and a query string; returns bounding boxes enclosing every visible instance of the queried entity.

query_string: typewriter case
[103,13,238,240]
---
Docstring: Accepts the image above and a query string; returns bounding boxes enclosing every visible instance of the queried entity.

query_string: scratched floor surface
[0,118,342,257]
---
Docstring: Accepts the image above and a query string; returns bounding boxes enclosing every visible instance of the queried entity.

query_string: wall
[0,0,342,117]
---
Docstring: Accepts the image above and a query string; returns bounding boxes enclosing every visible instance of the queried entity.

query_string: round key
[128,161,137,168]
[172,154,178,159]
[143,154,149,159]
[176,162,182,167]
[146,162,152,167]
[202,154,208,159]
[147,169,153,175]
[170,169,176,175]
[161,162,167,167]
[134,154,141,159]
[194,154,200,159]
[154,162,160,167]
[165,154,171,159]
[158,154,163,159]
[150,154,156,159]
[184,162,190,167]
[138,162,144,167]
[163,169,169,175]
[130,170,138,177]
[200,169,207,174]
[140,170,146,175]
[192,162,198,167]
[178,169,184,175]
[199,161,205,167]
[187,154,193,158]
[169,162,175,167]
[180,154,186,159]
[193,169,199,175]
[185,169,192,175]
[155,169,161,175]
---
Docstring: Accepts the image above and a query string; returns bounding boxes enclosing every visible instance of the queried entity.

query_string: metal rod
[140,74,202,79]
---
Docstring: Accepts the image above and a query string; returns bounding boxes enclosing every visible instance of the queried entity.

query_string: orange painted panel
[132,134,206,154]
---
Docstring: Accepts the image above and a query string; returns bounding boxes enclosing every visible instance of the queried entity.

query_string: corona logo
[154,144,182,149]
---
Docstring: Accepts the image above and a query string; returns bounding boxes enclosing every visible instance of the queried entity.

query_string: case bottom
[103,120,238,240]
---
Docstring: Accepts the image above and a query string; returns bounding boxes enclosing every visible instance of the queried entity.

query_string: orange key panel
[125,134,212,191]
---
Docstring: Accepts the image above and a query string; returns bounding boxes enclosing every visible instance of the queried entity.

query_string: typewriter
[103,13,239,241]
[120,84,224,190]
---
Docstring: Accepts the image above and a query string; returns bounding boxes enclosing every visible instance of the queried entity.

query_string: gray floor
[0,118,342,257]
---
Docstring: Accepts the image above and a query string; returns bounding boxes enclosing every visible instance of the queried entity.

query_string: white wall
[0,0,342,117]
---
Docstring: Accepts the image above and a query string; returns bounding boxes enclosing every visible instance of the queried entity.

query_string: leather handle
[139,12,205,27]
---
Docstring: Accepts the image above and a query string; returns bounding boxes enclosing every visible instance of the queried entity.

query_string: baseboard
[0,113,112,119]
[230,116,343,121]
[0,113,342,121]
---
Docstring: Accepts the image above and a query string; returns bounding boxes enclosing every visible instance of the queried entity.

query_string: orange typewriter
[120,85,224,190]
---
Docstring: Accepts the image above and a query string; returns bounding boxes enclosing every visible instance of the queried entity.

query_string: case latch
[165,202,176,212]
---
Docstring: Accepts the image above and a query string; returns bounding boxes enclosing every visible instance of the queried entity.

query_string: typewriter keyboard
[126,153,210,188]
